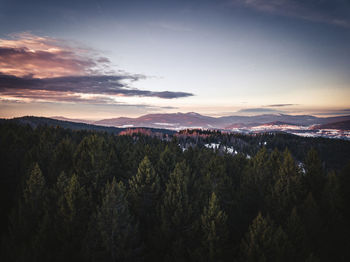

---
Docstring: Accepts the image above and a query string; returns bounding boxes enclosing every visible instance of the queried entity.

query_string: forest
[1,120,350,261]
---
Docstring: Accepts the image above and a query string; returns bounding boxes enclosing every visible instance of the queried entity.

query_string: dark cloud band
[0,73,194,100]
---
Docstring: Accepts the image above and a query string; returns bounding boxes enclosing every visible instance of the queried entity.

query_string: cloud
[0,33,110,78]
[150,21,192,32]
[0,33,194,103]
[266,104,296,107]
[230,0,350,28]
[237,107,281,113]
[0,89,118,104]
[0,73,194,101]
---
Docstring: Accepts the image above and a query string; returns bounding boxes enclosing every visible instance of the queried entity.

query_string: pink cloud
[0,33,193,104]
[0,33,110,78]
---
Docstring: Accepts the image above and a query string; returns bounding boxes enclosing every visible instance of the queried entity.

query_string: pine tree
[338,161,350,261]
[128,155,161,257]
[160,161,194,259]
[300,193,323,257]
[24,163,46,210]
[53,171,70,258]
[267,148,282,182]
[339,161,350,219]
[205,156,227,192]
[203,156,231,210]
[270,149,303,222]
[286,207,307,261]
[199,192,228,261]
[55,173,89,260]
[52,137,74,179]
[65,174,88,223]
[55,171,70,220]
[73,134,109,196]
[157,145,177,188]
[128,156,161,220]
[320,171,346,260]
[7,163,49,262]
[304,148,325,200]
[239,148,271,223]
[240,212,289,262]
[97,179,140,262]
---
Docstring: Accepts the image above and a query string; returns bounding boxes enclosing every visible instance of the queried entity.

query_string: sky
[0,0,350,119]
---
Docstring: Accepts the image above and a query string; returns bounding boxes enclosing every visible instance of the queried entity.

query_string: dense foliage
[1,122,350,261]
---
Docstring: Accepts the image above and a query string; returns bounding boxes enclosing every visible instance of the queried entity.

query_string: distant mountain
[225,121,303,130]
[219,114,320,127]
[2,115,350,140]
[317,115,350,125]
[312,120,350,130]
[92,112,350,130]
[94,112,218,129]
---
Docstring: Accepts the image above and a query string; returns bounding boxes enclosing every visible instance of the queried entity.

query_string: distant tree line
[0,122,350,261]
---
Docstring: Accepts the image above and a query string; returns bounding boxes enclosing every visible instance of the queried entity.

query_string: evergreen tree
[52,137,74,180]
[160,161,194,260]
[128,156,161,258]
[269,149,303,222]
[304,148,325,200]
[239,148,271,226]
[157,145,177,188]
[240,212,289,262]
[55,173,89,260]
[97,179,140,262]
[55,171,70,218]
[202,156,231,210]
[6,163,49,262]
[286,207,307,261]
[300,193,323,257]
[73,134,109,198]
[339,161,350,219]
[267,148,283,182]
[199,192,228,261]
[23,163,47,210]
[320,171,347,260]
[128,156,161,219]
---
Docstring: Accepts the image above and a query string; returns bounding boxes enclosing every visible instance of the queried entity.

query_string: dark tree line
[0,122,350,261]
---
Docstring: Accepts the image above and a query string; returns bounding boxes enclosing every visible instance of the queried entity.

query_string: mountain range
[51,112,350,131]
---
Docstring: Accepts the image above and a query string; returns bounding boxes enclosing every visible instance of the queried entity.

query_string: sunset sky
[1,0,350,119]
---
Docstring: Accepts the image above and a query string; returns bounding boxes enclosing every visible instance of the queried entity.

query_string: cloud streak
[231,0,350,28]
[266,104,296,107]
[237,107,281,113]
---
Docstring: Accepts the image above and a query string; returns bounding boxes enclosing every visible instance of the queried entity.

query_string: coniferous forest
[1,121,350,262]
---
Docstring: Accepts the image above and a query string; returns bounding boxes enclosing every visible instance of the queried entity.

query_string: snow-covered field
[230,124,350,140]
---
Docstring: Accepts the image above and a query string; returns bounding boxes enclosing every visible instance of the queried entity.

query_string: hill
[0,116,176,135]
[313,120,350,130]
